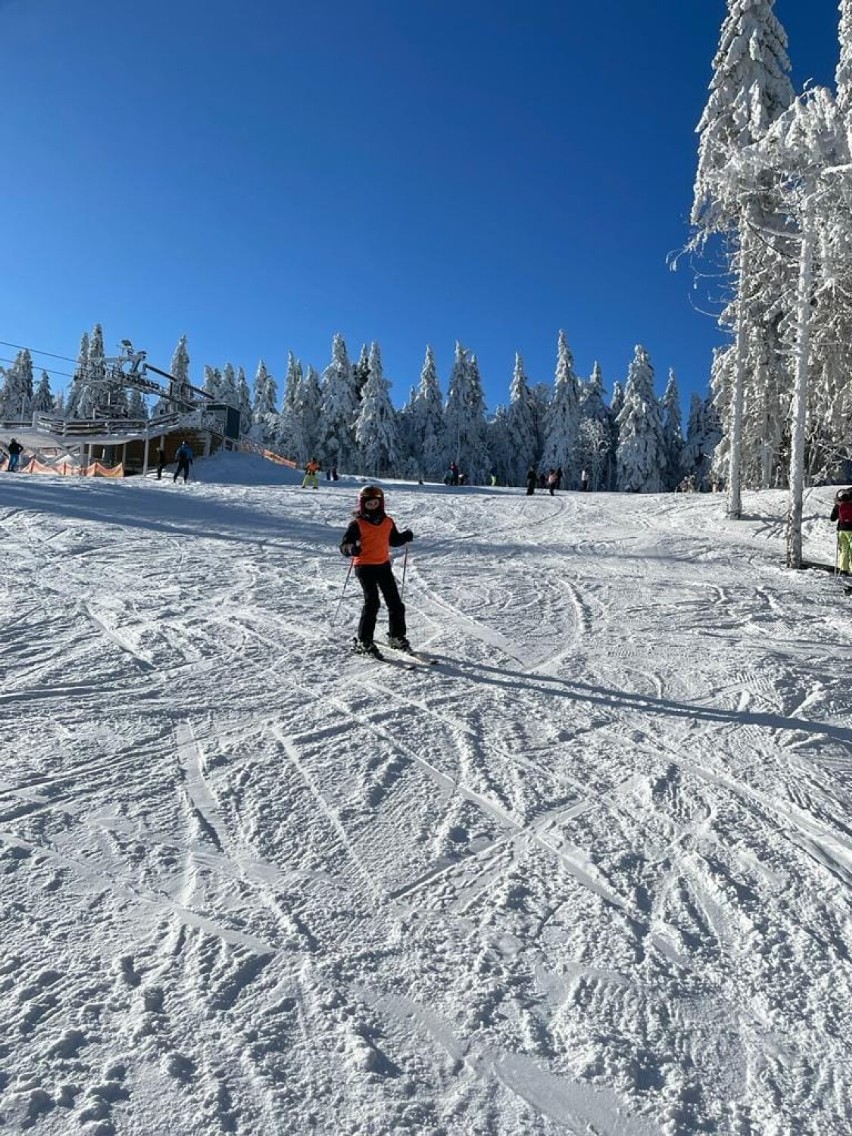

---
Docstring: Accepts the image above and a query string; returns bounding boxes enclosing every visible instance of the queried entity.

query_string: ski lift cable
[0,338,80,365]
[0,355,76,380]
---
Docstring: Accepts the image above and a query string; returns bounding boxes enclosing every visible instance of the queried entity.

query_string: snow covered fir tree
[3,3,852,501]
[688,0,852,546]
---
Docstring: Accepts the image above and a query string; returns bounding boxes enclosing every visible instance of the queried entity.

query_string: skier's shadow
[438,657,852,747]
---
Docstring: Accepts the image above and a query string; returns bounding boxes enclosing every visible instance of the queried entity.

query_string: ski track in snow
[1,468,852,1135]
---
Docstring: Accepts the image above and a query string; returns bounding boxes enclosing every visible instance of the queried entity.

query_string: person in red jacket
[830,488,852,574]
[339,486,413,658]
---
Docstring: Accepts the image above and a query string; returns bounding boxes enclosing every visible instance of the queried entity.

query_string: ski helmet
[358,485,385,517]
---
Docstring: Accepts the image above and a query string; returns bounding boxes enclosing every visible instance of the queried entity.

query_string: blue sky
[2,0,843,418]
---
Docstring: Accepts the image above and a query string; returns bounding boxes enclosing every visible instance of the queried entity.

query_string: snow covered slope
[1,462,850,1135]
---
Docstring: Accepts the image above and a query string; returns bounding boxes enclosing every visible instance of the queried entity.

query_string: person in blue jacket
[174,441,193,483]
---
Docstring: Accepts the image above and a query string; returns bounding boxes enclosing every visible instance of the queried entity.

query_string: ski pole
[400,544,409,602]
[331,559,354,626]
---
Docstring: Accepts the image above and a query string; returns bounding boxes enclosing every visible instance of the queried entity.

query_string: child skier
[339,486,414,658]
[302,458,321,488]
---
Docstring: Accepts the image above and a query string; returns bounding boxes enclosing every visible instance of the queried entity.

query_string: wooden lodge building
[1,402,243,477]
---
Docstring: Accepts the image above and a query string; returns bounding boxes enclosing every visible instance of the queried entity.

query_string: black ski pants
[174,459,191,483]
[355,562,406,645]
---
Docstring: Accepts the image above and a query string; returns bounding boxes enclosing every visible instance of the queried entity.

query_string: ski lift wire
[0,338,79,365]
[0,355,76,380]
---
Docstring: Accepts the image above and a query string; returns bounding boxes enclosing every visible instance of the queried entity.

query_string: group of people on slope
[526,466,586,495]
[444,461,470,486]
[446,464,504,486]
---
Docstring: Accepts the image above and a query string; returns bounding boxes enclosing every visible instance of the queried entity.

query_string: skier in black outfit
[6,438,23,472]
[339,486,414,658]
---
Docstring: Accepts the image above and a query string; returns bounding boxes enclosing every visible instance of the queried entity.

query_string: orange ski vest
[353,516,394,566]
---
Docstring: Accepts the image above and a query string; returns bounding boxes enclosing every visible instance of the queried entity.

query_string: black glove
[341,542,360,557]
[400,529,413,543]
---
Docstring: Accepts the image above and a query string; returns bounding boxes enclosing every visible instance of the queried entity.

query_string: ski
[349,638,420,670]
[381,642,439,666]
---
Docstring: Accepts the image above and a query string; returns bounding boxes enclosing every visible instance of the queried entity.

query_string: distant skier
[6,438,23,472]
[830,488,852,575]
[339,485,413,659]
[174,441,193,483]
[580,469,589,492]
[525,467,537,496]
[547,469,558,496]
[302,458,320,488]
[155,446,166,480]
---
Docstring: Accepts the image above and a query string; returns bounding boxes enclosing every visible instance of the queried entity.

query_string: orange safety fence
[11,457,125,478]
[83,461,125,478]
[262,449,298,467]
[236,440,298,467]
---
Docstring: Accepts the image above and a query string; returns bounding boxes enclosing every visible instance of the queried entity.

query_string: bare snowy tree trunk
[727,205,754,520]
[786,183,817,569]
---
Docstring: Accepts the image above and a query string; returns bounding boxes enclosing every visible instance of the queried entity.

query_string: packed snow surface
[2,455,851,1135]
